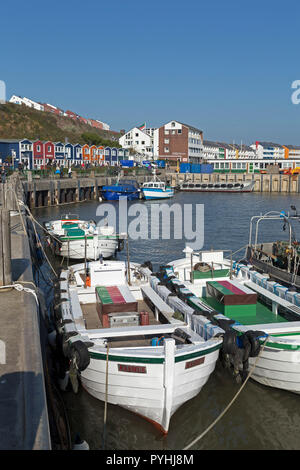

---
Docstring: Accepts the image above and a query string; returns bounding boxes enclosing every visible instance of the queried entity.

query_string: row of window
[164,129,182,135]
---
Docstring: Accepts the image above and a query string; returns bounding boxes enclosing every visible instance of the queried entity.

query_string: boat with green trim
[44,214,125,260]
[54,259,223,434]
[164,246,300,393]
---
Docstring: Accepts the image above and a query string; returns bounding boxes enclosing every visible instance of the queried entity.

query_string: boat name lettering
[185,357,205,369]
[118,364,147,373]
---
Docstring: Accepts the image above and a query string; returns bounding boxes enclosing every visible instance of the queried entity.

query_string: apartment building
[251,142,285,159]
[157,120,203,163]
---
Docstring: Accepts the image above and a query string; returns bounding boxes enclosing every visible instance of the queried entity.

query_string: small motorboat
[141,169,174,200]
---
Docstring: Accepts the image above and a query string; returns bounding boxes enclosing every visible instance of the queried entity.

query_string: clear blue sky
[1,0,300,144]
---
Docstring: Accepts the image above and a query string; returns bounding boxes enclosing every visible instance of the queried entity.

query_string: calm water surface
[35,191,300,450]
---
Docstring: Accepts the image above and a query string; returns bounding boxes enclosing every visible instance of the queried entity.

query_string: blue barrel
[157,160,165,168]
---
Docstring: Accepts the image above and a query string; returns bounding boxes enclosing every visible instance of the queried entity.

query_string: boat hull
[143,189,174,200]
[248,344,300,393]
[102,191,140,201]
[80,344,220,433]
[178,181,255,193]
[54,237,119,260]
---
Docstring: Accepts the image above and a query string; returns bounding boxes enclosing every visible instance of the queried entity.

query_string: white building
[96,120,110,130]
[203,140,256,160]
[22,97,44,111]
[119,127,156,158]
[9,95,44,111]
[9,95,27,106]
[251,142,285,159]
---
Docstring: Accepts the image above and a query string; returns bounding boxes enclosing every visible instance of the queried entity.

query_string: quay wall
[21,172,300,208]
[170,172,300,194]
[0,176,51,449]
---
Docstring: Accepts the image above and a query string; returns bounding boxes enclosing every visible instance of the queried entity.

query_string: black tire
[245,330,263,357]
[70,341,90,371]
[222,330,238,355]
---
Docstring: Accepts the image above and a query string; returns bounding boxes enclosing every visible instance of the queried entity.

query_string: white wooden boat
[44,214,125,260]
[165,246,300,393]
[54,259,223,434]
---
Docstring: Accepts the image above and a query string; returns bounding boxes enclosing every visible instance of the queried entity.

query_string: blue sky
[1,0,300,144]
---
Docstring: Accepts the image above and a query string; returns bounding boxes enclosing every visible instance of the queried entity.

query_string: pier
[0,176,52,449]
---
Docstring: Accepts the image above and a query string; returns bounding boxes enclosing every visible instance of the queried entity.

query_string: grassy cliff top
[0,102,121,146]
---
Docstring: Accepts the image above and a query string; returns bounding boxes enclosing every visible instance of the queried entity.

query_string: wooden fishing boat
[165,247,300,393]
[54,259,223,434]
[44,214,125,260]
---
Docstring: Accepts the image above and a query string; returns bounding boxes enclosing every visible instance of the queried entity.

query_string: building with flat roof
[251,141,285,159]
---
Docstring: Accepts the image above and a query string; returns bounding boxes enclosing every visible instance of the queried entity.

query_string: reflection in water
[34,191,300,450]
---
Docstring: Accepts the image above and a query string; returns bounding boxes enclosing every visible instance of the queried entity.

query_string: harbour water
[35,192,300,450]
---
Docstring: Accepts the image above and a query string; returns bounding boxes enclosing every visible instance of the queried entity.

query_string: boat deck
[200,296,287,325]
[80,299,160,330]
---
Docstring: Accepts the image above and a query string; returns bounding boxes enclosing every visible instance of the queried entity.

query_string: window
[164,139,169,144]
[48,146,51,152]
[37,145,40,152]
[141,141,145,145]
[135,133,139,137]
[164,147,169,153]
[178,129,182,134]
[171,122,175,127]
[164,130,169,135]
[172,130,176,135]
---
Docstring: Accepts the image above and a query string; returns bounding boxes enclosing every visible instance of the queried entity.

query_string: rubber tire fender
[70,341,90,371]
[222,330,238,355]
[245,330,263,357]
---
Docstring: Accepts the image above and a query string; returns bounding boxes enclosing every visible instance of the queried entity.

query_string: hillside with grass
[0,102,121,147]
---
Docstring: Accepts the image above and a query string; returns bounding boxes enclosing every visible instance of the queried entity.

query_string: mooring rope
[102,343,110,450]
[0,282,39,304]
[182,335,269,450]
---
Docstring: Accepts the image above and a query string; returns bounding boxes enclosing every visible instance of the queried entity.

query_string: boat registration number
[118,364,147,374]
[185,357,205,369]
